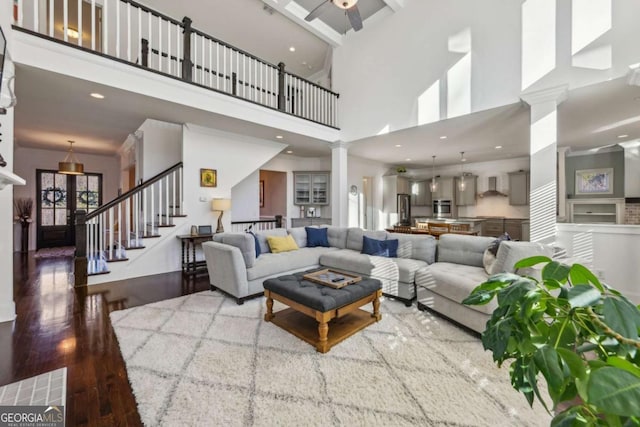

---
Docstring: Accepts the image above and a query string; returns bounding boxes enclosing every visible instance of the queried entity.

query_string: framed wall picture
[259,180,265,207]
[200,169,217,187]
[575,168,613,195]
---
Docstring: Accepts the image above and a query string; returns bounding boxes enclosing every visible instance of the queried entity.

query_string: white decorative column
[520,85,568,244]
[331,141,350,227]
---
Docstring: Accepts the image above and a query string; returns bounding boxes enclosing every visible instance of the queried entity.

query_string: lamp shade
[58,140,84,175]
[211,198,231,211]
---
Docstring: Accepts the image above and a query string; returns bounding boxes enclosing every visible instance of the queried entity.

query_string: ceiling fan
[305,0,363,32]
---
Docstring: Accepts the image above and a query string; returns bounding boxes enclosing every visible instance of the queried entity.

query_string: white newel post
[520,85,568,244]
[331,141,350,227]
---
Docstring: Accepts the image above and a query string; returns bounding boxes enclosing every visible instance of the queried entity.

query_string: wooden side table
[176,234,213,277]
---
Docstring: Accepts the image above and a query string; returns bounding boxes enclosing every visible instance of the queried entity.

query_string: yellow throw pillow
[267,234,299,254]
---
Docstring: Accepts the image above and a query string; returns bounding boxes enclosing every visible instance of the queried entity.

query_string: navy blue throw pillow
[305,227,330,247]
[246,231,261,258]
[487,232,511,256]
[362,236,399,258]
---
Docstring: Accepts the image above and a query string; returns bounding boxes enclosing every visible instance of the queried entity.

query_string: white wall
[406,156,531,219]
[231,171,260,223]
[347,155,388,230]
[138,119,182,181]
[182,124,286,232]
[0,2,16,322]
[333,0,640,142]
[556,224,640,304]
[12,146,120,251]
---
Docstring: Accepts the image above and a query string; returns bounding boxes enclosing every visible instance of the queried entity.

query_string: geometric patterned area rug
[34,246,76,258]
[0,367,66,406]
[110,292,551,426]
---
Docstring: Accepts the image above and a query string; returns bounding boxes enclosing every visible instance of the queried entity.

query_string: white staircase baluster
[63,0,68,42]
[137,6,142,67]
[103,0,108,54]
[126,197,131,249]
[158,179,162,226]
[116,0,120,57]
[91,0,95,51]
[118,202,122,253]
[176,18,181,78]
[150,183,155,236]
[77,0,82,47]
[126,3,131,61]
[147,10,151,68]
[158,14,162,73]
[48,0,54,37]
[172,171,176,217]
[135,191,140,241]
[179,167,183,215]
[167,20,172,75]
[142,187,147,236]
[165,176,169,225]
[34,0,39,33]
[108,207,114,260]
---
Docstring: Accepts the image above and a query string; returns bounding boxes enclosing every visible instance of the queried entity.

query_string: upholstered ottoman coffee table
[263,270,382,353]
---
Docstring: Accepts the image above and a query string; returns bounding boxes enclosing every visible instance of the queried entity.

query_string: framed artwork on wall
[260,180,265,207]
[200,169,217,187]
[575,168,613,195]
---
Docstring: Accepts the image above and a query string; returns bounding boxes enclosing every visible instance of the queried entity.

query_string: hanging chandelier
[459,151,466,191]
[430,155,438,192]
[58,140,85,175]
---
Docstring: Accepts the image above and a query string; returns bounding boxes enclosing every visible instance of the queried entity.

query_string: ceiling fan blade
[346,5,363,31]
[305,0,332,22]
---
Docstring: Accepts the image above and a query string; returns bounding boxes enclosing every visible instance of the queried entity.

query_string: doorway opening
[259,170,287,220]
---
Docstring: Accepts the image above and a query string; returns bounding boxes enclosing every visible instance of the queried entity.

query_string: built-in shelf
[0,169,26,190]
[567,198,625,224]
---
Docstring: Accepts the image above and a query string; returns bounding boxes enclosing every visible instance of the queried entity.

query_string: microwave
[433,200,452,218]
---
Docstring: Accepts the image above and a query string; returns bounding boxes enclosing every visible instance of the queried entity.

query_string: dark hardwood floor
[2,253,210,426]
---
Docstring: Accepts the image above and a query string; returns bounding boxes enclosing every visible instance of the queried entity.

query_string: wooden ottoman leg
[317,321,329,353]
[264,291,274,321]
[372,289,382,321]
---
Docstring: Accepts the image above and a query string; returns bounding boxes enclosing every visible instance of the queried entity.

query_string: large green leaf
[497,279,537,306]
[557,348,587,381]
[534,345,566,401]
[515,255,552,269]
[603,297,640,340]
[587,367,640,416]
[463,280,511,306]
[482,318,517,361]
[543,261,571,283]
[569,264,604,292]
[567,285,601,308]
[550,409,588,427]
[607,357,640,379]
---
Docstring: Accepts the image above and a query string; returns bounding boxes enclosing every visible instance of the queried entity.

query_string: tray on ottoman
[302,268,361,289]
[263,270,382,353]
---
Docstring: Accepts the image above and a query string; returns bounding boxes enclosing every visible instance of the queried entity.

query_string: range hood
[478,177,508,198]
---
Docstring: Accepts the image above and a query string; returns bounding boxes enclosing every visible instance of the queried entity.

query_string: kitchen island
[411,217,530,240]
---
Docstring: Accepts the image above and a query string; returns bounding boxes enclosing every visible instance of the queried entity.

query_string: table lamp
[211,198,232,233]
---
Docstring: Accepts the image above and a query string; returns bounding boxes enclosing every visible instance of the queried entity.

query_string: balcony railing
[12,0,339,128]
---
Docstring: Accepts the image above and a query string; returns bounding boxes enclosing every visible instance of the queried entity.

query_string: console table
[177,234,213,277]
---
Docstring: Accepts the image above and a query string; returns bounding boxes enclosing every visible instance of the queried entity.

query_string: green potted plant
[463,256,640,426]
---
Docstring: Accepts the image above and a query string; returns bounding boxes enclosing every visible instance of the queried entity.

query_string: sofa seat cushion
[415,262,497,315]
[247,247,337,281]
[320,249,427,284]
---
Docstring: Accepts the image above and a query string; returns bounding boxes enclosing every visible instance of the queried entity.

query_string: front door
[36,170,102,249]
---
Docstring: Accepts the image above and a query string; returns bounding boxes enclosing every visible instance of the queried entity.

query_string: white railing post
[126,197,131,248]
[108,207,114,259]
[103,0,108,54]
[165,175,169,225]
[91,0,95,51]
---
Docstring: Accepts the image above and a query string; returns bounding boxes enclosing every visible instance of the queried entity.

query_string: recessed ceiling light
[439,136,447,139]
[286,150,293,154]
[276,135,283,139]
[405,158,411,161]
[395,144,402,148]
[289,46,296,52]
[461,158,467,162]
[618,134,629,138]
[90,93,104,99]
[495,145,502,149]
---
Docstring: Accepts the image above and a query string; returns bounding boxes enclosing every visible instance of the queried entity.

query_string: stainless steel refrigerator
[397,193,411,226]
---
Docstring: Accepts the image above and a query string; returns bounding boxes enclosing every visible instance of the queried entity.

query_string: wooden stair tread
[88,270,110,276]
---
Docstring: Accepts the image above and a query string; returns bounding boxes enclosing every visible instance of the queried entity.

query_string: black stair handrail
[87,162,183,220]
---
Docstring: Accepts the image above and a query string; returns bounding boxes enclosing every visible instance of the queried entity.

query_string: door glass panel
[41,209,54,226]
[54,174,67,207]
[55,209,67,226]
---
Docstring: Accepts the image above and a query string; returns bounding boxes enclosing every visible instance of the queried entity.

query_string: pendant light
[458,151,466,192]
[58,140,85,175]
[430,155,438,193]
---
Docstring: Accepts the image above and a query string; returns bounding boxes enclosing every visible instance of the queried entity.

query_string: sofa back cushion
[324,226,349,249]
[386,232,437,264]
[437,234,495,267]
[346,228,387,252]
[288,227,307,248]
[213,233,257,267]
[492,240,554,274]
[362,235,398,257]
[255,228,288,254]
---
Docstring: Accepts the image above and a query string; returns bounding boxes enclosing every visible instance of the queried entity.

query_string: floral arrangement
[14,198,34,226]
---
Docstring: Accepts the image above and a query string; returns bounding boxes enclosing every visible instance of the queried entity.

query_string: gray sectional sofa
[202,226,552,333]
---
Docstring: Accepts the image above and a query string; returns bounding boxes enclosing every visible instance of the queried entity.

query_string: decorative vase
[20,222,29,253]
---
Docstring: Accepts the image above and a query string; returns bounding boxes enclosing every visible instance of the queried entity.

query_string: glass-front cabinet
[294,171,330,205]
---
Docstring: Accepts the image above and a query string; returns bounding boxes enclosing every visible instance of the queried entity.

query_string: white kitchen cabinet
[432,177,454,201]
[410,181,432,206]
[567,198,624,224]
[455,175,477,206]
[508,171,530,206]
